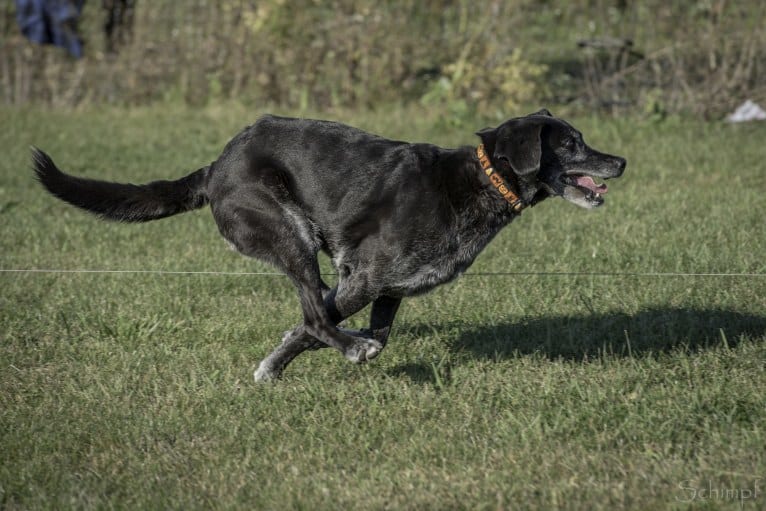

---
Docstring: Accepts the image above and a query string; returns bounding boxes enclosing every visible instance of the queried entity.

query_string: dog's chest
[385,225,499,296]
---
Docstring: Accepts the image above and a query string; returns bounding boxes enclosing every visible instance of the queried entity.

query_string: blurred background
[2,0,764,120]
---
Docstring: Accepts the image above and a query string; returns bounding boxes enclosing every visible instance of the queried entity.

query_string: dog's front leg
[363,295,401,348]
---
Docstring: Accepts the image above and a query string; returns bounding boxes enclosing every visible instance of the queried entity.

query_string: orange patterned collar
[476,144,525,213]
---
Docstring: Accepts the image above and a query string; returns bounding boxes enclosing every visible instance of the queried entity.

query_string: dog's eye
[565,138,577,150]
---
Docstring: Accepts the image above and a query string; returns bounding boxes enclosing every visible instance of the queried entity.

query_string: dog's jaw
[561,184,606,208]
[542,158,625,209]
[559,173,609,208]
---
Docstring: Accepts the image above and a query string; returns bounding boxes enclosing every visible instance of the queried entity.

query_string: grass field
[1,105,765,510]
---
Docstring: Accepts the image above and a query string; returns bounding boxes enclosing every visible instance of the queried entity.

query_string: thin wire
[0,269,763,277]
[462,271,766,277]
[0,268,286,276]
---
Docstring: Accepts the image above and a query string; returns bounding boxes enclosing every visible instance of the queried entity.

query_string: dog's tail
[31,148,210,222]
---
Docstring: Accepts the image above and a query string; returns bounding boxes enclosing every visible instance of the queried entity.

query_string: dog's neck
[475,144,525,213]
[432,147,525,235]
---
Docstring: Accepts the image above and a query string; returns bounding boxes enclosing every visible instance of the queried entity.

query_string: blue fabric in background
[16,0,86,58]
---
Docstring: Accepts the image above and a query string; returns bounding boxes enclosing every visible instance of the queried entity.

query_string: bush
[1,0,764,118]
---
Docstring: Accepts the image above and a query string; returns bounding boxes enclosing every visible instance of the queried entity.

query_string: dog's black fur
[32,109,625,380]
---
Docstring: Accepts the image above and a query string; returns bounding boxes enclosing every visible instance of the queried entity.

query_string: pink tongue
[574,175,608,194]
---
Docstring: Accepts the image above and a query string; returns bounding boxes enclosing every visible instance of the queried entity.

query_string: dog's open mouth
[560,174,608,207]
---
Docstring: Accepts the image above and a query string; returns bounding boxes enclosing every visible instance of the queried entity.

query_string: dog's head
[476,109,626,209]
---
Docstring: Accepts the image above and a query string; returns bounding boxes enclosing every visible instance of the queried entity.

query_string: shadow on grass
[389,307,766,384]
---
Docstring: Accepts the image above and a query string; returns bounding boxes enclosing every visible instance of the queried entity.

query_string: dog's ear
[475,127,497,149]
[494,121,543,176]
[529,108,553,117]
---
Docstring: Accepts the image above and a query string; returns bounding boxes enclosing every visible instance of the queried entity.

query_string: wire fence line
[1,269,764,278]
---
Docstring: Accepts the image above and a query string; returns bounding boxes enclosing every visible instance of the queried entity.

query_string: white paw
[344,338,384,364]
[253,361,280,382]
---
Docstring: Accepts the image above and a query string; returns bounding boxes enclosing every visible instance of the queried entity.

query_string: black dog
[32,109,625,381]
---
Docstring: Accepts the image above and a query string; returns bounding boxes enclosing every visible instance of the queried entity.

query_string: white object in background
[726,100,766,122]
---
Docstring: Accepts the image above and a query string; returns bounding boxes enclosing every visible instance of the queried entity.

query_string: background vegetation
[2,0,765,118]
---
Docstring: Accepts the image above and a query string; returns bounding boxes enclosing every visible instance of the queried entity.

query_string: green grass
[1,104,765,510]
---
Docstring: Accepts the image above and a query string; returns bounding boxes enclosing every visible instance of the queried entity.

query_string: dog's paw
[253,361,281,383]
[343,337,384,364]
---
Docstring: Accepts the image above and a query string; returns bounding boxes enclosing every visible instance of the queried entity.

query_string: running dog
[32,109,626,381]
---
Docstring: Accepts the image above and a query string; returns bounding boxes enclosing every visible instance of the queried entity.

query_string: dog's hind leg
[254,292,401,381]
[253,279,372,382]
[286,260,387,365]
[215,200,384,379]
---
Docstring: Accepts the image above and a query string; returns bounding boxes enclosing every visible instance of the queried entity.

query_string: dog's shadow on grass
[389,307,766,385]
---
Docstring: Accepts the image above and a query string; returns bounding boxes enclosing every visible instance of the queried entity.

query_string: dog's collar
[476,144,525,213]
